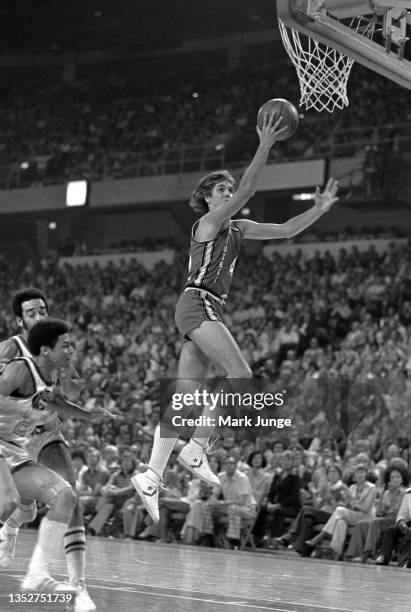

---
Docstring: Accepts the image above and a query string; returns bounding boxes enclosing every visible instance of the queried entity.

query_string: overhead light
[192,92,199,98]
[292,193,315,201]
[20,161,29,170]
[48,222,57,230]
[241,207,250,216]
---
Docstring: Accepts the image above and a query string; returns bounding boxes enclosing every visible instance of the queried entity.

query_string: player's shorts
[0,439,32,470]
[26,426,68,462]
[175,288,224,340]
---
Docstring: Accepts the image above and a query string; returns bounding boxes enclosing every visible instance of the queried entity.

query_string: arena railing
[0,121,410,190]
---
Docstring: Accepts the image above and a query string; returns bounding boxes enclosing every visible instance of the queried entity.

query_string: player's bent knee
[48,484,77,521]
[19,502,37,524]
[57,486,77,511]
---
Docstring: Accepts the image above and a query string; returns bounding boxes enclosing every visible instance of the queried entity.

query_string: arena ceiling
[0,0,275,53]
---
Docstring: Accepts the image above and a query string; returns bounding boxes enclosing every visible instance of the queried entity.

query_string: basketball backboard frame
[277,0,411,89]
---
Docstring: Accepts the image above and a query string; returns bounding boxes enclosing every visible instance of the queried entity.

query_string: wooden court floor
[0,530,410,612]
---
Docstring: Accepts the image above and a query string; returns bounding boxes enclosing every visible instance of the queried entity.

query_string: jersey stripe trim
[201,297,218,321]
[10,357,50,391]
[193,239,215,286]
[12,336,31,358]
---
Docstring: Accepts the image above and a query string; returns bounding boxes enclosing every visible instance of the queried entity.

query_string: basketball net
[278,16,377,113]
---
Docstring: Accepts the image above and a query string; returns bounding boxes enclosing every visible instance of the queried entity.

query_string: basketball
[257,98,299,140]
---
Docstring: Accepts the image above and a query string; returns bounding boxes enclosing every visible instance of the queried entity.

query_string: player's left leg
[12,461,77,593]
[176,320,252,485]
[39,441,96,612]
[132,340,211,522]
[0,457,22,567]
[0,456,20,521]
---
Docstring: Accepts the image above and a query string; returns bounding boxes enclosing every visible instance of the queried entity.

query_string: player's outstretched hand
[256,111,289,147]
[314,177,339,213]
[87,405,119,422]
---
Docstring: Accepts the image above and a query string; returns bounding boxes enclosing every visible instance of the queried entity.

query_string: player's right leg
[12,461,76,593]
[176,319,252,482]
[188,320,252,378]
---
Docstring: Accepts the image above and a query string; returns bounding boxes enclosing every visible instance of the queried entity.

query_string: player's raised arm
[236,178,339,240]
[199,113,288,232]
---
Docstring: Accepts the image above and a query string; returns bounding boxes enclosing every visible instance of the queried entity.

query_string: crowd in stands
[64,227,402,258]
[1,232,411,565]
[0,57,409,187]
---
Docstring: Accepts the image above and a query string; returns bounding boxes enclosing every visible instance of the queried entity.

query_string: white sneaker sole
[131,475,159,524]
[177,454,220,486]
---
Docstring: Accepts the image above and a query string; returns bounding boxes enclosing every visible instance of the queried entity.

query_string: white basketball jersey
[0,357,55,444]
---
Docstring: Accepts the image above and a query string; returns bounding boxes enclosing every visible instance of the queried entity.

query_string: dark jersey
[185,220,243,300]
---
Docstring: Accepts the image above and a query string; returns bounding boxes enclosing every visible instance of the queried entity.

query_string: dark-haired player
[0,319,78,592]
[132,112,339,522]
[0,290,96,612]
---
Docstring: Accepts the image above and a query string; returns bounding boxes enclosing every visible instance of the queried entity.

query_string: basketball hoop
[279,15,377,113]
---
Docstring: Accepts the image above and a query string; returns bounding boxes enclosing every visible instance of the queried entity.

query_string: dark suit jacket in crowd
[267,472,301,509]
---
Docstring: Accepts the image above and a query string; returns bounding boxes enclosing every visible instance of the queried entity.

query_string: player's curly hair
[28,319,69,356]
[11,287,48,318]
[189,170,236,215]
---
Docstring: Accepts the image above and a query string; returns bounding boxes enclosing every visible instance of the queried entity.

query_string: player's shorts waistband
[184,285,226,304]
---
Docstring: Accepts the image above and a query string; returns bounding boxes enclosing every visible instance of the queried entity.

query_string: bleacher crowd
[1,232,411,566]
[0,59,409,185]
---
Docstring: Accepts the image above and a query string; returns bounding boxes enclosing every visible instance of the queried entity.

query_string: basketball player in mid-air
[0,319,78,592]
[0,288,99,612]
[132,111,339,522]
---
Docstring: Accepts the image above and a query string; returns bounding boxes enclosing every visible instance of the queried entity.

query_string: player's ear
[16,317,23,329]
[40,345,50,358]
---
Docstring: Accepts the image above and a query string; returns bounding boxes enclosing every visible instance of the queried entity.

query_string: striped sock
[64,526,86,587]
